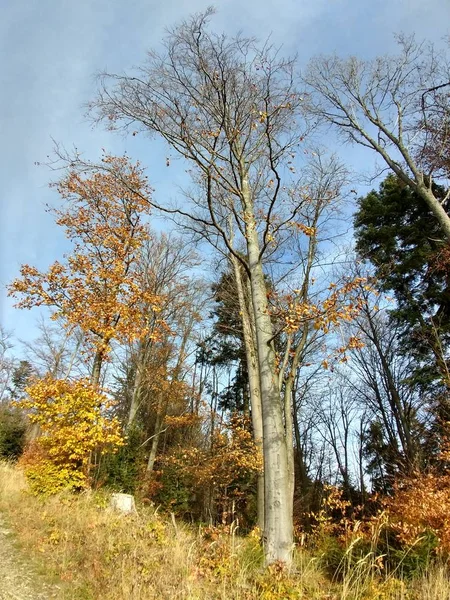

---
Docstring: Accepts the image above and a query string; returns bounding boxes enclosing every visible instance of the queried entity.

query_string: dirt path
[0,516,61,600]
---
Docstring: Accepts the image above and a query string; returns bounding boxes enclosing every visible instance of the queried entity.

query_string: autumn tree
[8,155,162,386]
[19,376,123,493]
[161,414,262,525]
[101,232,205,493]
[87,11,365,564]
[87,10,304,563]
[304,36,450,240]
[124,233,201,430]
[8,155,166,492]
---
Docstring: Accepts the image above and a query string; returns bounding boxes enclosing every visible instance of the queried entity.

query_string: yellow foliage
[253,562,302,599]
[18,376,124,494]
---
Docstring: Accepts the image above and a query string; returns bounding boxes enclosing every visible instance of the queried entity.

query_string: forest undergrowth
[1,462,449,600]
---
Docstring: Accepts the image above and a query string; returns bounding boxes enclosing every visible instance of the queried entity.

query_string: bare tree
[315,384,360,496]
[86,9,356,563]
[88,9,310,563]
[343,288,424,484]
[0,327,15,402]
[126,233,201,428]
[304,36,450,239]
[21,317,85,380]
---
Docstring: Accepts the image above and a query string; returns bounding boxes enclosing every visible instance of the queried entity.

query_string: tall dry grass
[0,462,327,599]
[0,462,449,599]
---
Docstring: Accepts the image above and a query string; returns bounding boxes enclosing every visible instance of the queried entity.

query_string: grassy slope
[0,463,448,600]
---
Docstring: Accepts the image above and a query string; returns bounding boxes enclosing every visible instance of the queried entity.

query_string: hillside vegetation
[2,10,450,595]
[1,462,449,600]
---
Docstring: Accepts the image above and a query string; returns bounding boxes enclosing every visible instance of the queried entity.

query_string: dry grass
[0,462,449,600]
[0,462,327,599]
[410,564,450,600]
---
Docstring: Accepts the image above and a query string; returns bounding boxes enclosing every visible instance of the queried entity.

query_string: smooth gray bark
[230,254,265,532]
[89,13,310,564]
[243,177,293,564]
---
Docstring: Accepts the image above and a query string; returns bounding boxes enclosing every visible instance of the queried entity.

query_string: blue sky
[1,0,449,348]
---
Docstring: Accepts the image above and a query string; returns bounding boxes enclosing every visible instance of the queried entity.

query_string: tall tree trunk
[146,393,164,473]
[88,347,106,481]
[281,326,310,538]
[128,349,144,428]
[146,327,191,473]
[243,177,293,565]
[231,254,265,533]
[128,319,160,429]
[91,349,104,388]
[358,419,367,507]
[293,404,308,494]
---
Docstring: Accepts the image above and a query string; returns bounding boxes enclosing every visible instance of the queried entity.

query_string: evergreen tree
[354,174,450,390]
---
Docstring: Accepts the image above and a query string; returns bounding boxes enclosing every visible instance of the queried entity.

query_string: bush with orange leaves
[154,415,262,523]
[383,464,450,556]
[18,376,124,494]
